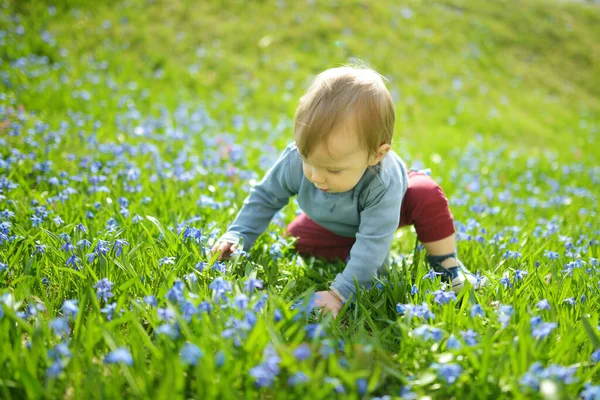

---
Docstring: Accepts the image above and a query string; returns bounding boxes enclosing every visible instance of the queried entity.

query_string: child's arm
[330,174,408,302]
[213,144,300,257]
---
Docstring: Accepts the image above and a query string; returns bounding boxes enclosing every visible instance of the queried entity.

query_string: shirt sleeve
[330,169,407,301]
[217,144,300,251]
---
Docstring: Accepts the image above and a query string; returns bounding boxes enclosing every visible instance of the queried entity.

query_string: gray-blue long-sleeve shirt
[218,142,408,301]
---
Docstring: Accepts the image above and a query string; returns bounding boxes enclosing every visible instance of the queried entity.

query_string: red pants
[286,171,455,261]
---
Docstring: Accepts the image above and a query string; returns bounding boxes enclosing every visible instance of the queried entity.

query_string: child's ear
[368,144,391,166]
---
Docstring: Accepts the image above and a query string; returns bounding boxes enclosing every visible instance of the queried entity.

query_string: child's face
[297,124,375,194]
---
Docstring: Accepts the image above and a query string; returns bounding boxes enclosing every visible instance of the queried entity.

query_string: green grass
[1,0,599,398]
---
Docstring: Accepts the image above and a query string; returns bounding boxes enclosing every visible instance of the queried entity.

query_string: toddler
[212,65,483,317]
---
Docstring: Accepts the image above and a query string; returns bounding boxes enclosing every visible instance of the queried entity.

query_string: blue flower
[180,343,203,366]
[158,256,176,267]
[104,348,133,365]
[470,304,484,318]
[324,377,345,393]
[293,344,311,361]
[423,269,444,281]
[400,302,435,321]
[215,350,226,368]
[591,349,600,363]
[209,277,232,297]
[536,299,551,310]
[411,284,419,295]
[431,362,462,384]
[305,323,326,339]
[532,322,557,340]
[580,383,600,400]
[113,239,129,256]
[65,254,80,269]
[288,371,309,386]
[446,335,462,350]
[94,278,114,302]
[432,290,456,305]
[563,297,576,306]
[61,299,78,319]
[144,295,157,307]
[356,378,368,395]
[165,281,184,304]
[413,325,443,342]
[460,329,478,346]
[233,294,249,310]
[499,276,513,288]
[50,317,70,337]
[156,323,180,339]
[101,303,117,321]
[244,277,263,293]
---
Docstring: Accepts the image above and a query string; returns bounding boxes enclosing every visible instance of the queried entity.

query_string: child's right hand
[211,241,239,261]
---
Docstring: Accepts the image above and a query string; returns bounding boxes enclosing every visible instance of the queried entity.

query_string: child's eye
[327,169,341,174]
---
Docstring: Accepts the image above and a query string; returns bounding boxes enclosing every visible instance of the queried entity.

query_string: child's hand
[211,241,238,261]
[314,290,343,319]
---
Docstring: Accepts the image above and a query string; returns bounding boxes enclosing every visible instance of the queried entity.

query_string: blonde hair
[294,63,395,159]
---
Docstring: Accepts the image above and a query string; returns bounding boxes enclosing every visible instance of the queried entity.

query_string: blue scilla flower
[514,269,528,281]
[432,290,456,305]
[94,278,114,302]
[580,383,600,400]
[446,335,462,350]
[460,329,478,346]
[77,239,91,250]
[62,299,78,319]
[254,293,269,313]
[544,250,559,260]
[156,323,180,339]
[320,340,335,359]
[401,302,435,321]
[536,299,551,310]
[471,304,484,318]
[356,378,368,395]
[197,301,212,315]
[563,297,576,306]
[144,295,157,307]
[411,284,419,295]
[209,277,232,296]
[50,317,70,337]
[413,325,443,342]
[158,256,176,267]
[423,269,444,281]
[288,371,309,386]
[274,308,283,322]
[211,261,227,274]
[101,303,117,321]
[293,344,311,361]
[61,241,75,253]
[180,343,203,366]
[104,348,133,365]
[500,276,513,288]
[305,323,325,339]
[244,277,263,293]
[324,377,345,393]
[532,322,557,340]
[65,254,80,269]
[113,239,129,256]
[0,263,7,273]
[156,305,176,321]
[233,294,249,310]
[431,362,463,384]
[165,281,184,304]
[592,349,600,364]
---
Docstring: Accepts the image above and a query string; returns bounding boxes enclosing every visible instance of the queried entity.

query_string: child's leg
[400,171,483,291]
[286,213,355,261]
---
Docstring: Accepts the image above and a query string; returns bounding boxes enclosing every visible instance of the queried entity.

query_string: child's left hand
[314,290,343,319]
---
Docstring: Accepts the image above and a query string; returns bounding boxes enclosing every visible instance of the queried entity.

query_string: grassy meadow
[1,0,600,398]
